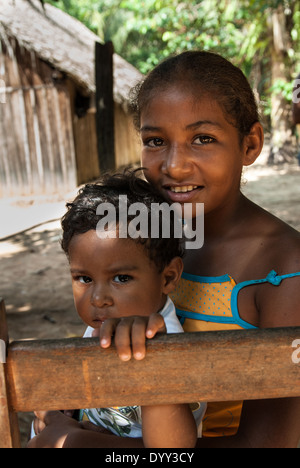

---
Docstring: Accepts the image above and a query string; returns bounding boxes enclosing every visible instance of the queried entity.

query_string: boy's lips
[92,316,108,325]
[163,185,204,202]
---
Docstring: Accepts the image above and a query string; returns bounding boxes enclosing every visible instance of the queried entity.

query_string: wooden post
[95,41,115,173]
[0,300,20,448]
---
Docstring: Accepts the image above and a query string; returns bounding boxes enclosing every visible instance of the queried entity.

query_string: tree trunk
[268,5,294,164]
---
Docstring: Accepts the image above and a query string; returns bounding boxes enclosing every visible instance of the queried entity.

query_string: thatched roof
[0,0,143,108]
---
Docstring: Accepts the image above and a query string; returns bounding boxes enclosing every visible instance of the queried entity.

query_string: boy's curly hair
[61,169,184,272]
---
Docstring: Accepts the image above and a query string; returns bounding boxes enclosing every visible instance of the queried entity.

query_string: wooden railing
[1,299,300,448]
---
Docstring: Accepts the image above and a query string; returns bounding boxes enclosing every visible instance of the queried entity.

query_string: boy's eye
[78,276,92,284]
[193,135,215,145]
[113,275,132,284]
[145,137,165,148]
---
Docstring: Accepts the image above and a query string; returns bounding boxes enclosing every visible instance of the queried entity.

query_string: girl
[33,51,300,448]
[131,51,300,447]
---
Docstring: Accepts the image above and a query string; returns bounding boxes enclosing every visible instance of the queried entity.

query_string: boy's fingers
[114,317,134,361]
[33,415,46,435]
[98,315,166,361]
[99,319,119,348]
[146,313,166,339]
[34,411,48,423]
[34,410,61,426]
[131,317,148,360]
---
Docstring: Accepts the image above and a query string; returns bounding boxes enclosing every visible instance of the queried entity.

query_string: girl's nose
[162,144,193,179]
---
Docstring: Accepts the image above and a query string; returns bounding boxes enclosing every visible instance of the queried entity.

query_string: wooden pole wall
[95,41,116,173]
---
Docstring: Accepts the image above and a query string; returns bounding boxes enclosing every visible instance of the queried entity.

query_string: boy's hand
[28,411,111,448]
[28,411,83,448]
[93,313,166,361]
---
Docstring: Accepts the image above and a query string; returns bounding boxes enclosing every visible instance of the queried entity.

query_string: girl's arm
[141,404,197,448]
[195,398,300,448]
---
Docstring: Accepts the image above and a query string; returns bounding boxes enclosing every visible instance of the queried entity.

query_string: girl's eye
[113,275,132,284]
[78,276,92,284]
[193,135,215,145]
[145,138,165,148]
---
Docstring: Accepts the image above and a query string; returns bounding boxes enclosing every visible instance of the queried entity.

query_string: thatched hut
[0,0,142,197]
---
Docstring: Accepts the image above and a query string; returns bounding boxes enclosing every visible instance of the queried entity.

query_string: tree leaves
[46,0,300,127]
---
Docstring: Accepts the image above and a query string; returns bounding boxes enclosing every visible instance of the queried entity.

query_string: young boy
[30,169,203,448]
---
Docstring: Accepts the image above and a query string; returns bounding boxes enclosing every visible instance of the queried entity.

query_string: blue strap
[265,270,300,285]
[176,270,300,330]
[230,270,300,329]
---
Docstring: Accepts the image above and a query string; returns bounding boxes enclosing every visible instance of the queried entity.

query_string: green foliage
[47,0,104,36]
[47,1,299,75]
[270,79,295,102]
[46,0,300,117]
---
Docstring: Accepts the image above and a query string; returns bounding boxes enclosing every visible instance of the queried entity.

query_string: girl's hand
[93,313,166,361]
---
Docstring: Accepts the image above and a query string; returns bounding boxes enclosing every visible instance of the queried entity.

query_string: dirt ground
[1,156,300,447]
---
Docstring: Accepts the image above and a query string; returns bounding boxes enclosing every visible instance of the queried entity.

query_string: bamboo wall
[114,103,141,170]
[0,36,142,198]
[72,98,141,186]
[0,38,77,198]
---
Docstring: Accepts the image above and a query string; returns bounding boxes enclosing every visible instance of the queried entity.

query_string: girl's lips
[164,186,204,203]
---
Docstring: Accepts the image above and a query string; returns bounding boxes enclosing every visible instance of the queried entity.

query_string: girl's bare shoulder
[238,199,300,277]
[248,202,300,327]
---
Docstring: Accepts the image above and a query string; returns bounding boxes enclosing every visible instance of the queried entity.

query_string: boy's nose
[162,144,193,179]
[90,285,113,308]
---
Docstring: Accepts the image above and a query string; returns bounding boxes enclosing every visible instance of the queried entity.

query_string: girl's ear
[242,122,264,167]
[162,257,184,295]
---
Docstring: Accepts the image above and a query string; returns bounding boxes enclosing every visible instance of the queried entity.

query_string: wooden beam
[6,327,300,414]
[0,300,20,448]
[95,41,115,173]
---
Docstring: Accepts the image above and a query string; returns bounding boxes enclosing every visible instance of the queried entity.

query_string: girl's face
[140,86,255,217]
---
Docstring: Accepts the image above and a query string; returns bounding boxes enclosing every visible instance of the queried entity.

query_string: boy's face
[68,230,177,328]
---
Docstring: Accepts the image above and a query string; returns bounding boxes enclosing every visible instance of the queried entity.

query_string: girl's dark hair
[61,169,184,272]
[130,51,259,140]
